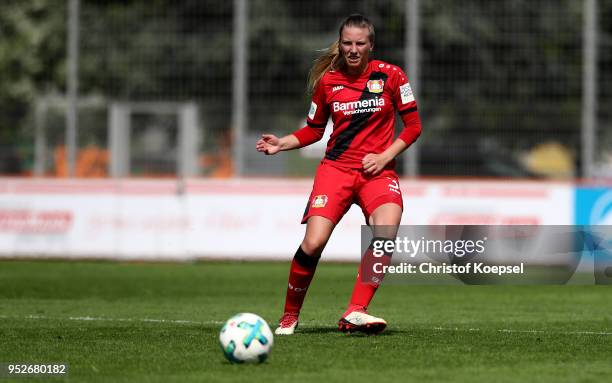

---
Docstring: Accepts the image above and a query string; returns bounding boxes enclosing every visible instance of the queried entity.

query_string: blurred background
[1,0,610,180]
[2,5,612,380]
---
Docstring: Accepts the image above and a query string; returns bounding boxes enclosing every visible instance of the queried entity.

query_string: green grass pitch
[0,260,611,382]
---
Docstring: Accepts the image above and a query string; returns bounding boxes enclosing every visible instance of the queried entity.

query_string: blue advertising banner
[575,187,612,225]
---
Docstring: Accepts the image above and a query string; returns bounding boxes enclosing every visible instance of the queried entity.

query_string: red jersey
[293,59,421,169]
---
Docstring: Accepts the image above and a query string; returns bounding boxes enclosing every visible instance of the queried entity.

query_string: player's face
[340,26,372,74]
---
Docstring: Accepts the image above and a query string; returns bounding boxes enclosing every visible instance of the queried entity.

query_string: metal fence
[2,0,610,179]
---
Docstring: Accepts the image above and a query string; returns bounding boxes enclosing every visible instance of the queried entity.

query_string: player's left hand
[362,153,389,175]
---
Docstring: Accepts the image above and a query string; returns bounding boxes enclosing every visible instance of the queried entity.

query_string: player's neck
[345,61,369,77]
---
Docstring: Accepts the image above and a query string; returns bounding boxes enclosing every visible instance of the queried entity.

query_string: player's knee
[369,216,400,228]
[369,205,402,226]
[300,236,328,257]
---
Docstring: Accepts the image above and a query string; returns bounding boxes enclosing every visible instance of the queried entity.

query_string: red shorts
[302,161,403,225]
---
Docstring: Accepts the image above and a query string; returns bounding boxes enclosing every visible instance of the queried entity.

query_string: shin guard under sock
[345,237,394,315]
[283,246,320,314]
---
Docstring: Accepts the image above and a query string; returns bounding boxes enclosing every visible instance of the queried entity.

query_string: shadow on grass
[201,324,411,337]
[295,326,407,336]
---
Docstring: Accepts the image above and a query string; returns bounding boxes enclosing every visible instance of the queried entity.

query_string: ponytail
[307,41,341,94]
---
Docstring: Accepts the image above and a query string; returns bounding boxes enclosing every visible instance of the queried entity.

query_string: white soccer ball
[219,313,274,363]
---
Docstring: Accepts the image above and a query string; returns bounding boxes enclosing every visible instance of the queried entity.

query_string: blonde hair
[307,14,375,93]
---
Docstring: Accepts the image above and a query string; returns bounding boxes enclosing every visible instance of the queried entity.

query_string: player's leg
[339,203,401,333]
[276,216,335,335]
[339,171,403,334]
[276,163,355,335]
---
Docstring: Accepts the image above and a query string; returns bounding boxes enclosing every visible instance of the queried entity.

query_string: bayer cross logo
[366,79,384,93]
[311,194,328,208]
[237,319,269,347]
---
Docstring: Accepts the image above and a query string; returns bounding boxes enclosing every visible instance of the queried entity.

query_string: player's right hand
[256,134,282,155]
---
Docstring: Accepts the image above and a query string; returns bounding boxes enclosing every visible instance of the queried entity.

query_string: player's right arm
[256,134,301,155]
[256,78,329,155]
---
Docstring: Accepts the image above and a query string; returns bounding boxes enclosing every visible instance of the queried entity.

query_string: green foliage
[78,0,233,100]
[0,0,65,145]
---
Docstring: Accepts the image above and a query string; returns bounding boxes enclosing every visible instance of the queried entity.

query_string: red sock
[283,246,320,315]
[344,238,393,316]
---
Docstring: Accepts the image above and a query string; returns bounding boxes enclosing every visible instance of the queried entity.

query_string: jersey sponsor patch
[332,98,385,114]
[311,194,328,208]
[308,102,318,119]
[400,82,414,104]
[367,79,384,94]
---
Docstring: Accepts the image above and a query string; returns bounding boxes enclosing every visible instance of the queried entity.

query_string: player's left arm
[362,138,410,175]
[362,68,422,175]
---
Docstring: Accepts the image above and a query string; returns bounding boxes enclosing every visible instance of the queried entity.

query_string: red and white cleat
[338,311,387,334]
[275,312,299,335]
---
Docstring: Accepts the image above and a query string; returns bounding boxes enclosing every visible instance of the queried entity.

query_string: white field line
[0,314,223,326]
[1,315,611,336]
[432,326,612,336]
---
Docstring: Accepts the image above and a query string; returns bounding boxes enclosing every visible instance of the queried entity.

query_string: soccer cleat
[274,312,299,335]
[338,310,387,334]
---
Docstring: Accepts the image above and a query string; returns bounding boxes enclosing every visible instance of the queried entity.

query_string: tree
[0,0,65,151]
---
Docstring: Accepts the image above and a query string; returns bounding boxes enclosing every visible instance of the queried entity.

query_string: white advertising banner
[0,178,573,261]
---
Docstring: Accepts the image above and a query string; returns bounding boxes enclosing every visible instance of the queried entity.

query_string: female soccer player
[256,14,421,335]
